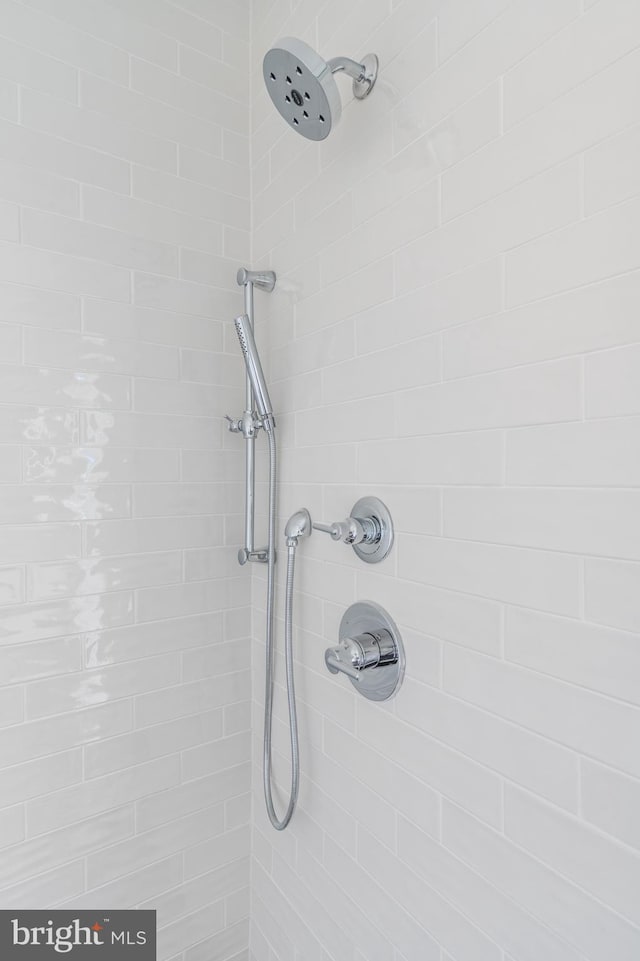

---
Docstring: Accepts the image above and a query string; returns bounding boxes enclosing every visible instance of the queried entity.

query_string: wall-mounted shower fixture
[226,268,276,567]
[263,37,378,141]
[326,602,405,700]
[312,496,393,563]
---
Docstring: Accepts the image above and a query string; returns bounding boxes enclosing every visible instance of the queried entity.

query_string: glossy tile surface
[0,4,251,960]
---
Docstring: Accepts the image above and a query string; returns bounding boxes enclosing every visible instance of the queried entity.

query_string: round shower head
[263,37,342,141]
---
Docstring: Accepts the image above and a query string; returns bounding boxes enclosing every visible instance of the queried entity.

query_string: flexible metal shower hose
[263,428,300,830]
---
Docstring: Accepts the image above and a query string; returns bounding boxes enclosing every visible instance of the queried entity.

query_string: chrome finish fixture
[237,267,276,292]
[263,37,378,141]
[327,53,378,99]
[312,496,393,563]
[227,268,276,566]
[326,601,405,701]
[234,314,275,433]
[285,508,312,547]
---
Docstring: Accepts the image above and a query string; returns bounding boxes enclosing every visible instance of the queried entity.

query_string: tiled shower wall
[0,2,251,959]
[249,1,640,959]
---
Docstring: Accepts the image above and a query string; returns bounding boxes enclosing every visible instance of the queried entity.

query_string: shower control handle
[325,629,397,681]
[327,602,405,701]
[313,515,378,545]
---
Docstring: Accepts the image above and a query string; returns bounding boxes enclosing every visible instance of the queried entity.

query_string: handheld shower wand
[234,314,275,433]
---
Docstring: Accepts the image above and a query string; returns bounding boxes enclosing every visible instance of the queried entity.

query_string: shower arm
[327,54,378,99]
[327,55,367,81]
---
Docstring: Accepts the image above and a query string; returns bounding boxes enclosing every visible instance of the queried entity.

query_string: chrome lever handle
[225,414,241,432]
[325,649,362,681]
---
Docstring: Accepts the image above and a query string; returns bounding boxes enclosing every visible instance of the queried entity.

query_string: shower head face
[263,37,341,141]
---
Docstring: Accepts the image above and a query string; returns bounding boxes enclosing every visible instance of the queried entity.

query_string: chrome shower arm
[327,55,367,81]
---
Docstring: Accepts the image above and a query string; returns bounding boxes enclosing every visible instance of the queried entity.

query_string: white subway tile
[135,671,249,727]
[0,447,20,483]
[0,0,128,83]
[19,0,178,69]
[0,566,23,606]
[507,416,640,487]
[82,410,216,450]
[25,327,179,380]
[507,197,640,307]
[0,282,80,331]
[0,483,130,525]
[0,700,131,769]
[393,0,580,153]
[0,523,80,565]
[132,166,248,230]
[443,42,640,222]
[325,720,440,839]
[0,636,81,684]
[86,807,222,888]
[504,0,640,127]
[64,855,182,910]
[25,446,179,485]
[323,837,440,961]
[358,431,503,486]
[357,704,502,827]
[132,482,227,517]
[0,156,79,216]
[29,551,182,602]
[131,59,243,136]
[179,45,249,103]
[23,209,178,277]
[399,679,579,810]
[581,760,640,851]
[445,270,640,378]
[86,614,223,668]
[0,118,130,193]
[0,807,134,888]
[83,188,223,256]
[86,516,221,556]
[27,754,180,837]
[0,78,18,120]
[0,33,77,102]
[0,686,24,728]
[585,122,640,214]
[84,709,222,778]
[400,160,580,291]
[585,557,640,633]
[0,242,130,302]
[136,578,244,623]
[506,607,640,706]
[400,533,581,614]
[0,592,133,645]
[444,488,640,561]
[82,299,224,350]
[360,826,501,961]
[0,750,81,808]
[0,405,78,446]
[133,272,237,319]
[80,74,221,157]
[397,358,581,435]
[587,343,640,418]
[1,861,85,909]
[443,801,640,961]
[106,0,222,60]
[438,0,513,60]
[26,652,180,720]
[444,645,640,778]
[184,823,249,880]
[505,786,640,925]
[0,363,130,411]
[137,765,250,833]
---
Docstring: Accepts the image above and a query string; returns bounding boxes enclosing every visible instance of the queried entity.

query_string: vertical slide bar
[244,281,256,555]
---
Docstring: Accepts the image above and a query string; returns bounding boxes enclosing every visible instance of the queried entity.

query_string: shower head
[234,314,275,432]
[263,37,378,141]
